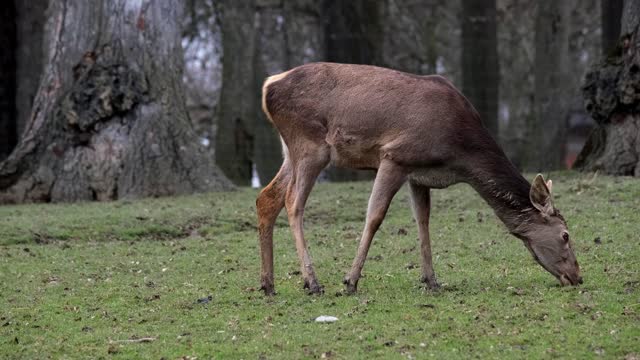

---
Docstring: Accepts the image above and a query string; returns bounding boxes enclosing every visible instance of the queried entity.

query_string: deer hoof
[343,277,358,295]
[304,280,324,295]
[420,275,440,290]
[260,284,276,296]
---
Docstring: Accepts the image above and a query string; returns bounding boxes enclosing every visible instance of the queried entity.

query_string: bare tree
[462,0,500,138]
[216,0,257,185]
[322,0,383,181]
[0,0,232,204]
[526,0,571,170]
[497,0,536,169]
[381,0,441,75]
[253,0,289,185]
[575,0,640,176]
[182,0,223,144]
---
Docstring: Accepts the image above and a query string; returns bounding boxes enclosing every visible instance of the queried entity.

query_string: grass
[0,171,639,359]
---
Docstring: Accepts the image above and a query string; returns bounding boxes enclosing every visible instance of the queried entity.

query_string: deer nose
[578,277,584,285]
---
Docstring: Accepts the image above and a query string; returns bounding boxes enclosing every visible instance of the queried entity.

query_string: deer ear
[530,174,554,215]
[545,179,553,194]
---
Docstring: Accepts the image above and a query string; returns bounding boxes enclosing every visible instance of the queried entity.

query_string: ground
[0,171,638,359]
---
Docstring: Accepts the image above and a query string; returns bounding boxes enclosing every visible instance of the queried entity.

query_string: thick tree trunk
[216,0,257,186]
[602,0,624,55]
[575,1,640,176]
[462,0,500,138]
[15,0,48,139]
[526,0,571,171]
[0,2,17,161]
[0,0,233,204]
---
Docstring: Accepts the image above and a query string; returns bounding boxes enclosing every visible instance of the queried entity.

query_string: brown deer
[256,63,582,295]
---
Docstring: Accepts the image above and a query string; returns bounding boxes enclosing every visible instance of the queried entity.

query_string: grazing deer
[256,63,582,295]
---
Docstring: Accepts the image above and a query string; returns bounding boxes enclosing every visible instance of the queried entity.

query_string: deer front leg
[409,182,440,290]
[343,160,407,294]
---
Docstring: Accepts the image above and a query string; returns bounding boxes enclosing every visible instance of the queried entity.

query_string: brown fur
[257,63,581,295]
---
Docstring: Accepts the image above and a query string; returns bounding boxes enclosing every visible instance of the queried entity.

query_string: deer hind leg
[257,159,292,295]
[285,142,330,295]
[408,182,440,290]
[343,160,407,294]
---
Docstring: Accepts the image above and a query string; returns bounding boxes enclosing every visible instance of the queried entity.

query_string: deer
[256,62,582,296]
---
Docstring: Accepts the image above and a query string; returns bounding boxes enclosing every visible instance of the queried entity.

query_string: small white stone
[315,316,338,323]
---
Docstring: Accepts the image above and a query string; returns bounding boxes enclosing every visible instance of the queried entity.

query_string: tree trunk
[0,2,17,161]
[497,0,536,170]
[602,0,624,55]
[253,0,289,185]
[461,0,500,138]
[15,0,48,139]
[322,0,382,181]
[526,0,571,171]
[251,0,327,186]
[574,0,640,176]
[324,0,383,66]
[216,0,257,186]
[381,0,441,75]
[0,0,233,204]
[285,1,326,66]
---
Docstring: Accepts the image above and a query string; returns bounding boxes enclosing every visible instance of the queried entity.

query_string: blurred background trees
[462,0,499,138]
[0,0,636,203]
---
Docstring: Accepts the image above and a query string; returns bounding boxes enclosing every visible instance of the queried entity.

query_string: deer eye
[562,232,570,243]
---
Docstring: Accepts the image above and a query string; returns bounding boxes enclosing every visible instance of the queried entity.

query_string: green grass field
[1,172,638,359]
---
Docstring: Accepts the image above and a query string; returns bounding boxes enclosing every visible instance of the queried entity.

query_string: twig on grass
[109,337,157,344]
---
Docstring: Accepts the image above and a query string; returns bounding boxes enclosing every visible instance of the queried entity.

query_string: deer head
[515,174,582,286]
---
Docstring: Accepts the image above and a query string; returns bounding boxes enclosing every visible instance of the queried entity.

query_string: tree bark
[0,0,233,204]
[574,0,640,176]
[526,0,571,171]
[602,0,624,55]
[0,2,17,161]
[462,0,500,138]
[216,0,257,186]
[15,0,48,139]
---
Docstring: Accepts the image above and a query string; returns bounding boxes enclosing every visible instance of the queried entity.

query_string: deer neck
[464,151,535,233]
